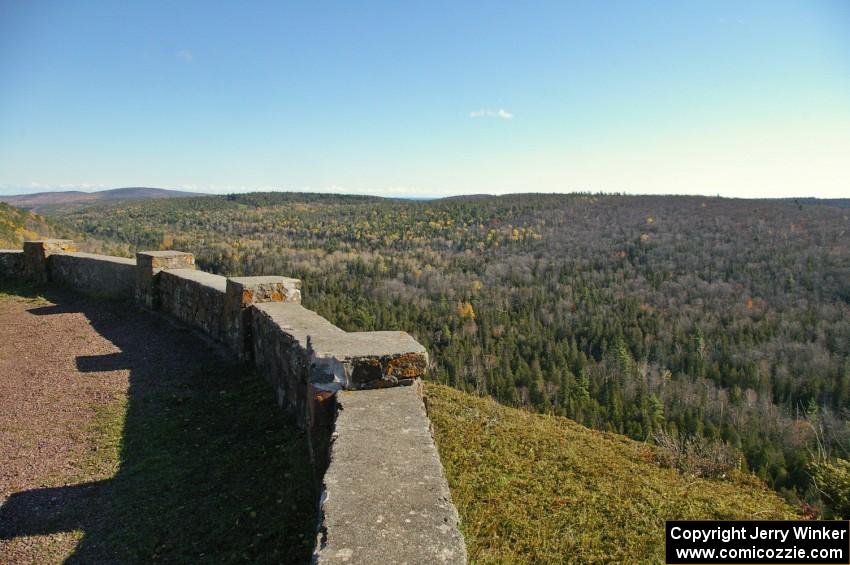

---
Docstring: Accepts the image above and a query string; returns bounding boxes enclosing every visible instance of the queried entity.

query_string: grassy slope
[425,383,796,564]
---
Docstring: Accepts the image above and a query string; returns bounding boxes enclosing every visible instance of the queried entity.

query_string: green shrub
[811,458,850,519]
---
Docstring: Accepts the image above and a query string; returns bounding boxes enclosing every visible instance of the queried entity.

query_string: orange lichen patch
[618,250,627,258]
[241,289,254,304]
[351,358,383,383]
[639,303,653,313]
[746,298,754,311]
[386,353,427,378]
[270,290,284,302]
[313,389,335,403]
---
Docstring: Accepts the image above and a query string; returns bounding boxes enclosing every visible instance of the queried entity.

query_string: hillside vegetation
[51,192,850,507]
[0,202,128,255]
[0,202,73,248]
[425,382,795,564]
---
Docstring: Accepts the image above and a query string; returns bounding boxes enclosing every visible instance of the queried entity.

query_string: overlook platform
[0,283,317,563]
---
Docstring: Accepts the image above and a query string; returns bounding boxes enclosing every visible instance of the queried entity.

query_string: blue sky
[1,1,848,197]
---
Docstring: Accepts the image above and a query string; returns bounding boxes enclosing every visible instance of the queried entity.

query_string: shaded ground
[0,281,316,564]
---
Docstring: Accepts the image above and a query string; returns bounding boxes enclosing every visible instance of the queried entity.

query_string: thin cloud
[469,109,513,119]
[176,49,195,63]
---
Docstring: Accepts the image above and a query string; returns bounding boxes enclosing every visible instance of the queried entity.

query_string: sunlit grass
[425,383,796,564]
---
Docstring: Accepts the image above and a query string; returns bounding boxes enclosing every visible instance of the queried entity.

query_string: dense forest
[52,193,850,508]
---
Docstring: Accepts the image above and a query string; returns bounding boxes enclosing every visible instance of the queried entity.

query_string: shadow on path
[0,284,316,564]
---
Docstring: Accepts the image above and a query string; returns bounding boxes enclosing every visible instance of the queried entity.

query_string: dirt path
[0,293,126,500]
[0,286,316,564]
[0,288,218,563]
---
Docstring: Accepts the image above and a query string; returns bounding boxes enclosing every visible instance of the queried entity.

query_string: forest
[51,192,850,508]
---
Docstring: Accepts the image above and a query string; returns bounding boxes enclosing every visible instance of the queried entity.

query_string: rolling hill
[0,187,209,212]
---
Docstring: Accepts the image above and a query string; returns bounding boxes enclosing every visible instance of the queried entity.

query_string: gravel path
[0,288,220,563]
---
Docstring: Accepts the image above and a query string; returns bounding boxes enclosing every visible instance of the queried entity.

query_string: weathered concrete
[23,240,76,283]
[0,250,24,279]
[158,268,227,341]
[250,302,430,484]
[315,383,467,564]
[253,302,428,393]
[251,303,340,423]
[49,252,136,298]
[224,276,302,358]
[135,250,195,308]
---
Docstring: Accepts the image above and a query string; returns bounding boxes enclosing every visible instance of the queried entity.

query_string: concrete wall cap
[24,239,75,245]
[137,250,194,258]
[65,252,137,265]
[161,268,227,293]
[228,275,301,287]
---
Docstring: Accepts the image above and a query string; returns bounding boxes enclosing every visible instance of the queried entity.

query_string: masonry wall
[3,240,467,564]
[159,269,228,341]
[49,252,136,297]
[0,250,24,279]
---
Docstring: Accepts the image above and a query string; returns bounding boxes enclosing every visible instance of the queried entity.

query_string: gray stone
[135,250,195,308]
[158,269,227,340]
[0,250,24,279]
[252,302,428,391]
[315,383,467,564]
[23,239,76,283]
[49,252,136,297]
[224,276,303,358]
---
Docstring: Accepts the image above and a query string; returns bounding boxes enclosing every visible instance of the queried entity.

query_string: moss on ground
[424,383,796,564]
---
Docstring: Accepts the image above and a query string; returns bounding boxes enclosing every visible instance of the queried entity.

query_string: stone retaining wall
[49,252,136,297]
[0,250,24,279]
[159,268,228,341]
[3,240,467,564]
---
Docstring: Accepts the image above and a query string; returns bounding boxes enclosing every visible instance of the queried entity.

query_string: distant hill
[0,187,209,212]
[425,383,795,563]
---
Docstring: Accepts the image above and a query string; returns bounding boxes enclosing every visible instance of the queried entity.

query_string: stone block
[135,250,195,308]
[315,384,467,564]
[312,331,429,390]
[23,240,76,283]
[224,276,302,358]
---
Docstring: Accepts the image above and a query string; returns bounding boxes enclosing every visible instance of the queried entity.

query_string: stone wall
[6,240,467,564]
[49,252,136,297]
[158,268,228,341]
[0,250,24,279]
